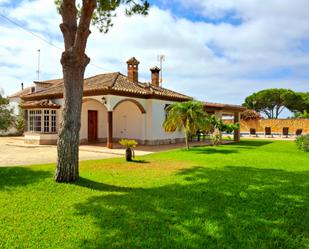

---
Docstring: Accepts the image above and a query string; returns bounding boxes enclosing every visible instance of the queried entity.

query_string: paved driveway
[0,137,125,167]
[0,137,215,167]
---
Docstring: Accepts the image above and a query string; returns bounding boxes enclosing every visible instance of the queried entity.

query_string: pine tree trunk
[55,52,87,182]
[54,0,96,182]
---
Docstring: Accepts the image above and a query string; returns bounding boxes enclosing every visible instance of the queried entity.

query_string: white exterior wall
[80,98,108,141]
[113,101,144,140]
[146,99,184,141]
[78,95,184,143]
[22,95,185,145]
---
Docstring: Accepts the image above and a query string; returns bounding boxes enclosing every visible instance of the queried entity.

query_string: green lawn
[0,140,308,249]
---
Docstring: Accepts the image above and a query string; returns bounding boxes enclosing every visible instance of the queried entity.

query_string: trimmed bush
[119,139,138,148]
[295,135,309,152]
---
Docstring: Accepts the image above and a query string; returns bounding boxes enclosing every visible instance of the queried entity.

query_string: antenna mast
[36,49,41,81]
[157,54,165,86]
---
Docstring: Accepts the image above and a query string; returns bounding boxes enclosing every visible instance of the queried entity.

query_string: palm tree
[163,100,210,150]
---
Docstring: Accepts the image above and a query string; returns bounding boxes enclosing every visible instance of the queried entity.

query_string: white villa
[9,57,244,148]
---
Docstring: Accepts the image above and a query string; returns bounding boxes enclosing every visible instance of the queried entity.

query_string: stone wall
[225,119,309,134]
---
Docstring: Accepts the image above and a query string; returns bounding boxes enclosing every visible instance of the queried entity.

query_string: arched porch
[80,96,147,148]
[80,98,108,144]
[107,98,146,148]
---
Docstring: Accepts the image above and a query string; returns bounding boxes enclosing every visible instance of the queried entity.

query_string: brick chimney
[150,66,160,87]
[126,57,140,83]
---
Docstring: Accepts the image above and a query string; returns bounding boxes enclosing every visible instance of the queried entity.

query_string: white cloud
[0,0,308,114]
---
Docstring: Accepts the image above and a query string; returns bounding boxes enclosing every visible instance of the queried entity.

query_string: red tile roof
[20,72,192,101]
[20,99,61,109]
[203,101,246,112]
[9,87,33,99]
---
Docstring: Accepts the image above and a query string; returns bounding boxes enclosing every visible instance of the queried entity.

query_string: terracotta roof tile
[9,87,33,99]
[21,72,192,101]
[203,101,246,112]
[20,99,61,109]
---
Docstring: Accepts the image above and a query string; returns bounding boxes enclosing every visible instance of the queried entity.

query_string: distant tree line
[243,89,309,119]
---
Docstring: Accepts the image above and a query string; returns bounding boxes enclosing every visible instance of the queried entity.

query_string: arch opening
[113,100,145,142]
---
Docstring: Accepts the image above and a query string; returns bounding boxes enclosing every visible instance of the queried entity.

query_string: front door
[88,110,98,142]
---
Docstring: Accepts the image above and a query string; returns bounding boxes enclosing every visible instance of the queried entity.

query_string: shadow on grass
[229,140,274,147]
[188,140,274,155]
[74,166,309,249]
[0,167,51,189]
[74,177,137,192]
[129,159,150,164]
[191,147,240,155]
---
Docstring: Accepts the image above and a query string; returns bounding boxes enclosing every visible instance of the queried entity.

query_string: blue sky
[0,0,309,117]
[148,0,243,25]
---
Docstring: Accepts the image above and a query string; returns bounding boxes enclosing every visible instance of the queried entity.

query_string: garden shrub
[295,135,309,152]
[119,139,138,148]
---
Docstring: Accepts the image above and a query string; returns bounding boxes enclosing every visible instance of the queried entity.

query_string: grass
[0,139,308,249]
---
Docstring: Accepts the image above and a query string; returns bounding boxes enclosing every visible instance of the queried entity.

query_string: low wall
[24,133,58,145]
[225,119,309,134]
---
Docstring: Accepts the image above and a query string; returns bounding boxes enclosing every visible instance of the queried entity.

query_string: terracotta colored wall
[225,119,309,134]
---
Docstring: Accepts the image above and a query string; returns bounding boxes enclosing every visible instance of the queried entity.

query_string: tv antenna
[36,49,41,81]
[157,54,165,86]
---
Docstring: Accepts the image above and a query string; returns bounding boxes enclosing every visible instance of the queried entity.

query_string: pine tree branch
[59,0,78,50]
[74,0,97,57]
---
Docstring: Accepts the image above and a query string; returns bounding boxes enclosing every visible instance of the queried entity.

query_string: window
[28,109,57,133]
[51,110,57,133]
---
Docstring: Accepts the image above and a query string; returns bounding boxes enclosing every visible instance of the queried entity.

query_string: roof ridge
[111,72,121,88]
[28,72,120,96]
[34,72,119,84]
[151,85,191,98]
[33,79,62,84]
[85,72,118,81]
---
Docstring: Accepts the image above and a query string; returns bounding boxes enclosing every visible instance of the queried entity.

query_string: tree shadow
[0,167,51,190]
[228,140,273,147]
[74,166,309,249]
[74,177,137,192]
[191,147,239,155]
[130,159,150,164]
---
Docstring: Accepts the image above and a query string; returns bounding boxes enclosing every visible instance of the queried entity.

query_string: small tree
[208,115,240,145]
[119,139,138,161]
[163,101,210,150]
[0,94,14,132]
[15,106,26,135]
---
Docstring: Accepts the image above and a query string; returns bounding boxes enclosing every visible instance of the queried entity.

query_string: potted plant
[119,139,138,161]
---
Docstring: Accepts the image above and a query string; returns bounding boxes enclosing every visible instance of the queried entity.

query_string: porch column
[141,113,147,145]
[233,112,240,142]
[107,111,113,149]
